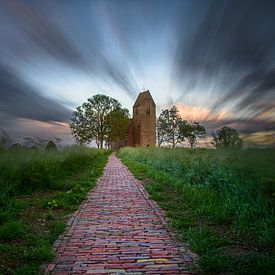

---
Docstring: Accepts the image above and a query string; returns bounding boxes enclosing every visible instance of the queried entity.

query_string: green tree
[183,122,206,148]
[45,140,58,151]
[0,130,12,150]
[157,109,169,146]
[213,126,243,149]
[157,106,187,147]
[70,94,128,148]
[105,108,129,147]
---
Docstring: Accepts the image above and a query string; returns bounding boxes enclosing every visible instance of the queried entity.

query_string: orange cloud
[175,103,231,122]
[241,131,275,146]
[12,118,73,144]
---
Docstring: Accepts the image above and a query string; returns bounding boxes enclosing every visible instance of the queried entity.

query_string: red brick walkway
[45,154,195,274]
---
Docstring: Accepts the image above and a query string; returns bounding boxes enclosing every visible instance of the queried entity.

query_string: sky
[0,0,275,147]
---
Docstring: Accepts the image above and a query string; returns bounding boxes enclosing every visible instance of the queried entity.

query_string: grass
[0,221,26,241]
[0,146,110,274]
[118,147,275,274]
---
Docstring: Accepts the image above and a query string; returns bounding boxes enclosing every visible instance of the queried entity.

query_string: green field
[1,146,274,274]
[0,147,110,274]
[118,147,275,274]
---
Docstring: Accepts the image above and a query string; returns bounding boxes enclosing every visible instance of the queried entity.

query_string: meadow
[118,147,275,274]
[0,146,110,274]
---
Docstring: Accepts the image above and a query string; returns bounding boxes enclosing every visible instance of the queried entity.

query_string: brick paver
[44,154,195,274]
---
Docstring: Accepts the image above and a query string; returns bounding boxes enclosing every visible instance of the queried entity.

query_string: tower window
[146,108,150,115]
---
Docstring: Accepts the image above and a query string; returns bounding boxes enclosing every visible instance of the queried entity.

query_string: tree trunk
[95,137,100,148]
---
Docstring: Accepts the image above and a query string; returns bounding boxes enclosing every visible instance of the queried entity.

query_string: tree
[157,109,169,146]
[183,122,206,148]
[45,140,58,151]
[157,106,187,147]
[70,94,128,148]
[212,126,243,149]
[0,129,12,150]
[105,108,130,147]
[8,143,24,151]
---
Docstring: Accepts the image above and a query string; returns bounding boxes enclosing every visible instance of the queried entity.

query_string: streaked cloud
[0,0,274,146]
[176,103,231,122]
[0,117,73,145]
[0,63,71,121]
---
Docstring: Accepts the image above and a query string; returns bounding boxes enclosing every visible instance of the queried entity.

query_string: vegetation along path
[44,153,195,274]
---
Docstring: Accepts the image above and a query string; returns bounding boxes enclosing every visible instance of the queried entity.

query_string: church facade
[110,89,156,149]
[127,90,156,147]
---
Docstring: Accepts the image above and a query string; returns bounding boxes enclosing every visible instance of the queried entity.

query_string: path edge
[42,160,109,274]
[117,156,199,273]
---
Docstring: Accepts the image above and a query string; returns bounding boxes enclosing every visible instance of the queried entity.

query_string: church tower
[128,89,156,147]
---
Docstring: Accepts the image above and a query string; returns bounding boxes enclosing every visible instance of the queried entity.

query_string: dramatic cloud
[0,63,72,121]
[0,0,139,98]
[176,103,231,122]
[0,0,274,145]
[0,119,73,146]
[174,0,275,121]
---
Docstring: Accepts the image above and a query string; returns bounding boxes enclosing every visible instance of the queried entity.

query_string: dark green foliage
[0,199,26,225]
[183,227,230,254]
[0,243,11,253]
[8,143,25,151]
[106,108,130,145]
[213,126,243,148]
[13,264,39,275]
[198,252,235,273]
[70,94,129,148]
[50,222,66,237]
[45,140,58,151]
[118,147,275,273]
[157,106,187,147]
[0,147,110,274]
[157,106,205,147]
[0,221,26,240]
[184,121,206,148]
[21,244,54,263]
[0,147,106,200]
[236,254,275,275]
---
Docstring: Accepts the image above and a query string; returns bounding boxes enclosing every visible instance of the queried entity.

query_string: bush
[45,140,58,151]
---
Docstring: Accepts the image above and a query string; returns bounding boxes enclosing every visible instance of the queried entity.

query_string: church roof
[133,90,156,107]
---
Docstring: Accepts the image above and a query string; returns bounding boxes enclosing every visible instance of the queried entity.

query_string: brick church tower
[128,90,156,147]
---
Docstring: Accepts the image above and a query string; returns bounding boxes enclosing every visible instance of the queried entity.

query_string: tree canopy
[157,106,187,147]
[45,140,58,151]
[105,108,129,146]
[184,122,206,148]
[212,126,243,149]
[70,94,129,148]
[157,106,205,147]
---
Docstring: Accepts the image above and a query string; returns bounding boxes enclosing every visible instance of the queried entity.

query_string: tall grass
[0,146,110,274]
[118,147,275,273]
[0,146,104,202]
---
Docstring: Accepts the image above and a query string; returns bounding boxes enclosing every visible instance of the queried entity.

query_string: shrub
[45,141,58,151]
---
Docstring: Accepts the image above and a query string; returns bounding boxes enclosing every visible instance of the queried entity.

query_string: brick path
[45,154,195,274]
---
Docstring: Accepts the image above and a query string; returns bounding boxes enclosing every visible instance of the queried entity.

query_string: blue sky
[0,0,275,146]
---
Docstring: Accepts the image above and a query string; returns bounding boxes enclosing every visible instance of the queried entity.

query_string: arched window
[146,108,150,115]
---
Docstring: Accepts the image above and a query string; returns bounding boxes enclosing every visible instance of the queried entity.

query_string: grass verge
[0,147,110,274]
[118,147,275,274]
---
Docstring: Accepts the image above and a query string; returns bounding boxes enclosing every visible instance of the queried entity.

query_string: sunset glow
[0,0,274,146]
